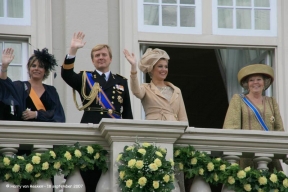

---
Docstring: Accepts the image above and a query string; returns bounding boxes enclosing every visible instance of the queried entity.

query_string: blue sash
[86,72,121,119]
[239,94,269,131]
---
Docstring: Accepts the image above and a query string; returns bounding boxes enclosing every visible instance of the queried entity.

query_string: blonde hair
[90,44,112,60]
[242,74,271,91]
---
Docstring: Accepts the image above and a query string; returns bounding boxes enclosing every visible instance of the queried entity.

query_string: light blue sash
[86,72,121,119]
[239,94,269,131]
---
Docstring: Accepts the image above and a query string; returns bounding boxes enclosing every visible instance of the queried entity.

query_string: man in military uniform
[61,32,133,192]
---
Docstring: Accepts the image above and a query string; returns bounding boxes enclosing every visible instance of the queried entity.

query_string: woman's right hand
[123,49,137,66]
[69,32,86,55]
[1,48,14,69]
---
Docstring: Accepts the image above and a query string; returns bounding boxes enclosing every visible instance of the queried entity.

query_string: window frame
[0,0,31,26]
[138,0,202,34]
[0,40,29,81]
[212,0,277,36]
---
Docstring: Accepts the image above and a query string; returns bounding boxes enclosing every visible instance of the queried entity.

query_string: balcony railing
[0,119,287,192]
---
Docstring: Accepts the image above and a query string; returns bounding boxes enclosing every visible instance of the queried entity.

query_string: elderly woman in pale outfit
[223,64,284,170]
[123,48,188,121]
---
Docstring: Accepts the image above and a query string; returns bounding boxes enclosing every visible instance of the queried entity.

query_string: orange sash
[29,88,46,111]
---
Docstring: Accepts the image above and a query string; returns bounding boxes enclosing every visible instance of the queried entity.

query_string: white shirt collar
[96,69,110,81]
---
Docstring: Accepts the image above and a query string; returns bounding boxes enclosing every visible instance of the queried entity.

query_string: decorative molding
[99,119,188,145]
[177,127,288,159]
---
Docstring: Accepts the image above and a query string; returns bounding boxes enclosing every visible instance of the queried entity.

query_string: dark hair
[27,48,57,80]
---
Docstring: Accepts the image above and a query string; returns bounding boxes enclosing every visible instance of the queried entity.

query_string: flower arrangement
[0,142,108,185]
[117,142,175,192]
[174,145,288,192]
[22,151,59,183]
[54,142,108,176]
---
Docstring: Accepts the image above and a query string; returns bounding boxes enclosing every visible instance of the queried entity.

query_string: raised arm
[123,49,137,73]
[1,48,14,79]
[62,32,86,91]
[69,32,86,56]
[123,49,146,99]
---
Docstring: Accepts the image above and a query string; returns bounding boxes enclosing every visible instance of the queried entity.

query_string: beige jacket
[130,73,188,121]
[223,94,284,131]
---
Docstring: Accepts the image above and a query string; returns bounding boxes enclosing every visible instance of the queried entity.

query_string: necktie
[99,73,107,86]
[101,73,106,81]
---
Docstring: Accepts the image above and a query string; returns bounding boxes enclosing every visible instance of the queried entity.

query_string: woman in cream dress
[223,64,284,170]
[123,48,188,122]
[124,48,188,191]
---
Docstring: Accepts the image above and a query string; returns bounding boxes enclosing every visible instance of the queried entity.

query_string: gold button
[113,91,115,94]
[100,112,103,115]
[112,96,115,99]
[113,87,115,89]
[111,102,114,104]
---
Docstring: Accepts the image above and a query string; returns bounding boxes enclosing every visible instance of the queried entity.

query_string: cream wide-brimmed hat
[138,48,170,73]
[237,64,274,90]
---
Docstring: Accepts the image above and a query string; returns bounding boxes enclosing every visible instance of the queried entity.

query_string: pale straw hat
[237,64,274,90]
[138,48,170,73]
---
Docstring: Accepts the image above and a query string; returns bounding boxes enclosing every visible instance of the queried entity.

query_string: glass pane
[218,0,233,6]
[162,5,177,26]
[255,10,270,30]
[5,65,22,81]
[144,5,159,25]
[0,0,4,17]
[4,43,22,64]
[180,0,195,4]
[162,0,177,3]
[218,8,233,28]
[236,9,251,29]
[180,7,195,27]
[236,0,251,6]
[254,0,270,7]
[7,0,24,18]
[144,0,159,2]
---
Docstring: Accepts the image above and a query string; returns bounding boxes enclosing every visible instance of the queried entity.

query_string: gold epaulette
[62,63,74,69]
[72,71,100,111]
[116,74,127,79]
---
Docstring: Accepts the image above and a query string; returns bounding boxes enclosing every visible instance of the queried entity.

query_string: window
[0,0,31,25]
[212,0,276,36]
[138,0,202,34]
[0,40,29,81]
[216,48,273,100]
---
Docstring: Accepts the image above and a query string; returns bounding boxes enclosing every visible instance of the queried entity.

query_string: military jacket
[61,56,133,124]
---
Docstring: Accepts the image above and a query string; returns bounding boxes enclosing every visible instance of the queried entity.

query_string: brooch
[270,116,275,123]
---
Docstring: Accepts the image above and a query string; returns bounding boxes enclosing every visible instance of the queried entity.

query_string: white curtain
[4,43,23,81]
[180,6,195,27]
[162,5,177,26]
[216,49,268,101]
[255,9,270,30]
[236,8,251,29]
[0,0,4,17]
[144,4,159,25]
[7,0,23,18]
[217,0,270,30]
